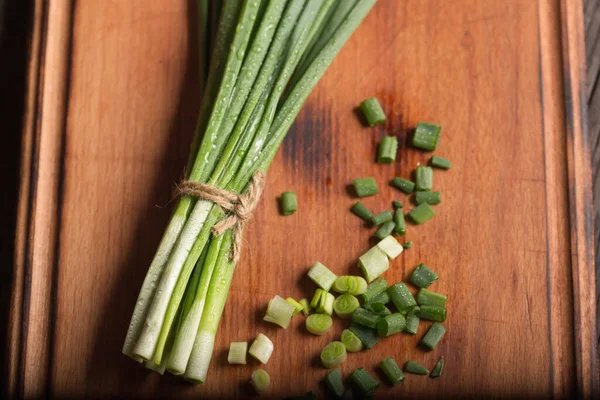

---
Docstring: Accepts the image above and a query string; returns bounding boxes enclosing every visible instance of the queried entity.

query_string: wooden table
[5,0,599,398]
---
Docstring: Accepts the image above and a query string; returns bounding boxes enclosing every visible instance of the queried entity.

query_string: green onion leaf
[409,263,439,288]
[361,277,388,303]
[353,177,379,197]
[418,305,447,322]
[407,203,435,224]
[379,357,405,386]
[371,210,393,226]
[394,209,406,235]
[350,201,373,222]
[430,356,445,378]
[392,200,403,209]
[391,177,415,194]
[377,313,406,337]
[316,291,335,316]
[310,288,325,309]
[325,368,345,397]
[359,97,386,126]
[377,136,398,163]
[348,323,380,349]
[281,192,298,215]
[299,298,311,316]
[286,297,305,316]
[420,322,446,351]
[412,122,441,151]
[388,283,417,314]
[430,155,451,169]
[404,306,420,335]
[352,308,381,329]
[416,288,447,307]
[374,221,396,240]
[403,360,429,375]
[341,329,364,353]
[415,166,433,192]
[350,368,380,395]
[415,191,441,205]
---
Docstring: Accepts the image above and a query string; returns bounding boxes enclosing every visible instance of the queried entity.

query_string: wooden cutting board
[6,0,599,398]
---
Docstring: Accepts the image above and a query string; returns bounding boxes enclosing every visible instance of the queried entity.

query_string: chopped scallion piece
[286,297,304,316]
[248,333,274,364]
[365,290,390,308]
[250,369,270,393]
[404,306,420,335]
[306,314,333,336]
[365,302,391,316]
[310,288,325,309]
[377,313,406,337]
[281,192,298,215]
[359,97,386,126]
[374,221,395,240]
[361,277,388,303]
[409,264,439,288]
[377,136,398,163]
[299,298,311,316]
[415,166,433,191]
[358,247,389,283]
[403,241,413,249]
[394,209,406,235]
[264,295,296,328]
[392,200,403,209]
[350,201,373,222]
[325,368,345,397]
[348,323,380,349]
[320,341,347,369]
[316,291,335,316]
[391,177,415,194]
[403,360,429,375]
[418,305,447,322]
[420,322,446,351]
[333,294,360,319]
[341,329,364,353]
[407,203,435,224]
[430,356,445,378]
[415,191,441,205]
[227,342,248,365]
[350,368,380,395]
[353,177,379,197]
[416,288,447,307]
[412,122,441,151]
[308,261,337,291]
[430,156,451,169]
[352,308,381,329]
[371,210,393,226]
[333,276,368,295]
[388,283,417,314]
[379,357,405,386]
[376,235,404,259]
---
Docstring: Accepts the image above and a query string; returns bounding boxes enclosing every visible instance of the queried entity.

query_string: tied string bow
[176,172,265,264]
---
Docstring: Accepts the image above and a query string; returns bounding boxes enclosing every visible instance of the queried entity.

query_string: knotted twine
[176,172,266,264]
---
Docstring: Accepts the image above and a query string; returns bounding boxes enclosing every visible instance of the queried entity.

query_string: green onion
[371,290,391,305]
[227,341,247,365]
[416,288,447,307]
[281,192,298,215]
[392,200,403,209]
[308,261,337,291]
[350,368,380,395]
[391,177,415,194]
[348,323,380,349]
[403,360,429,375]
[409,264,438,288]
[388,283,417,314]
[418,305,447,322]
[324,368,345,397]
[286,297,305,316]
[316,291,335,316]
[377,313,407,337]
[350,201,373,222]
[404,306,420,335]
[352,177,379,197]
[351,308,381,329]
[415,166,433,191]
[415,191,441,205]
[250,369,270,393]
[430,156,451,169]
[264,295,296,328]
[403,241,413,249]
[299,298,311,316]
[365,302,392,316]
[420,322,446,350]
[374,221,395,240]
[371,210,393,226]
[394,209,406,235]
[361,277,388,303]
[358,247,389,283]
[306,313,333,336]
[320,341,347,369]
[407,203,435,224]
[377,136,398,163]
[379,357,405,386]
[341,329,364,353]
[310,288,325,309]
[248,333,273,364]
[412,122,441,151]
[359,97,386,126]
[333,294,360,319]
[376,235,404,259]
[430,356,445,378]
[333,276,368,295]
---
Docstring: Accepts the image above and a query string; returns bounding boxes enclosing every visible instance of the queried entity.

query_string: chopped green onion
[361,277,388,303]
[306,313,333,336]
[348,323,380,349]
[286,297,304,316]
[353,177,379,197]
[403,241,413,249]
[377,313,407,337]
[403,360,429,375]
[248,333,274,364]
[418,305,447,322]
[333,294,360,319]
[341,329,364,353]
[250,369,270,393]
[333,276,368,295]
[365,302,392,317]
[310,288,325,309]
[316,291,335,316]
[325,368,345,397]
[377,136,398,163]
[430,356,445,378]
[358,247,389,282]
[320,341,347,369]
[308,261,337,291]
[365,290,390,308]
[350,368,380,395]
[299,298,311,316]
[416,288,447,307]
[376,236,404,259]
[420,322,446,351]
[430,156,451,169]
[415,191,441,205]
[350,201,373,222]
[394,209,406,235]
[371,210,393,226]
[409,264,438,288]
[374,221,395,240]
[407,203,435,224]
[404,306,420,335]
[392,200,403,209]
[352,308,381,329]
[388,283,417,314]
[359,97,386,126]
[264,295,296,328]
[280,192,298,215]
[412,122,441,151]
[227,342,248,365]
[415,166,433,191]
[391,177,415,194]
[379,357,405,386]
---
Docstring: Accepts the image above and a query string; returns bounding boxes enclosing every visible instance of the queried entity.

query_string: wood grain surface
[7,0,599,398]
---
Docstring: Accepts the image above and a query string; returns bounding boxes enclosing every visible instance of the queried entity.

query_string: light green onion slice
[316,292,335,316]
[306,313,333,336]
[250,369,270,393]
[264,295,295,328]
[320,341,347,369]
[358,246,389,282]
[286,297,304,316]
[333,276,368,295]
[308,261,338,291]
[227,341,248,365]
[333,294,360,319]
[299,298,311,316]
[248,333,273,364]
[341,329,363,353]
[376,236,404,259]
[310,288,325,309]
